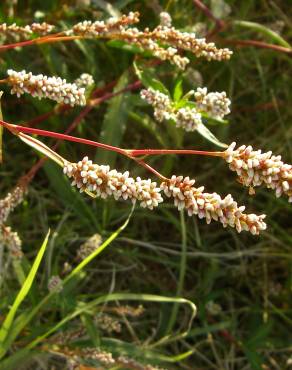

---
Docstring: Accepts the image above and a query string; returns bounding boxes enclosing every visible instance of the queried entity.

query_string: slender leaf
[196,123,228,148]
[0,231,50,359]
[134,62,170,95]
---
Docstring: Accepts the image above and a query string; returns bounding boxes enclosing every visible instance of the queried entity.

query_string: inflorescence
[63,157,163,210]
[63,157,267,235]
[161,176,266,235]
[6,69,86,106]
[224,142,292,201]
[0,185,26,258]
[0,22,55,39]
[141,87,231,131]
[67,11,232,69]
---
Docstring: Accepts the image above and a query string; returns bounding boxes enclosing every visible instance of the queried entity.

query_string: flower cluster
[48,275,63,293]
[7,69,86,106]
[0,22,55,38]
[0,186,26,225]
[77,233,102,260]
[0,226,23,258]
[96,314,121,334]
[161,176,267,234]
[195,87,231,119]
[74,73,95,88]
[159,11,172,28]
[68,12,232,69]
[63,157,163,210]
[224,142,292,201]
[69,11,139,37]
[140,88,173,122]
[140,87,230,132]
[176,107,202,132]
[0,186,25,259]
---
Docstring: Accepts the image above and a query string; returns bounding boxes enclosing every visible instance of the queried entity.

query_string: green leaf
[134,61,170,96]
[173,77,183,102]
[0,231,50,359]
[95,71,130,167]
[233,20,291,48]
[107,39,145,54]
[17,132,65,167]
[196,122,228,148]
[27,293,197,350]
[243,345,265,370]
[0,209,133,359]
[201,112,229,126]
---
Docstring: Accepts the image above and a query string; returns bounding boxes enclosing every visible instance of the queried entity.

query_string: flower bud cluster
[70,11,139,37]
[150,25,233,62]
[161,176,267,234]
[7,69,86,106]
[141,87,230,132]
[74,73,95,88]
[159,12,172,28]
[68,12,232,69]
[81,348,115,365]
[0,226,23,258]
[176,107,202,132]
[0,186,25,225]
[195,87,231,119]
[0,22,54,38]
[48,275,63,293]
[224,142,292,201]
[96,314,121,334]
[77,233,102,260]
[140,88,173,122]
[63,157,163,209]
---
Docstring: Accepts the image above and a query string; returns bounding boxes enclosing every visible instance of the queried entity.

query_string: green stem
[233,20,291,48]
[166,210,188,334]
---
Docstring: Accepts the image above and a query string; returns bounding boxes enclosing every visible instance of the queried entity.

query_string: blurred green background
[0,0,291,369]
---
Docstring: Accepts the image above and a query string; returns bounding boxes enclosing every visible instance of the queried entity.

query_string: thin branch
[128,148,223,157]
[219,37,292,54]
[193,0,224,30]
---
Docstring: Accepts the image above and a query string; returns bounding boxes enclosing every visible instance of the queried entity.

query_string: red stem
[129,148,223,157]
[0,119,224,159]
[0,34,82,52]
[193,0,224,30]
[24,80,118,127]
[0,119,127,156]
[133,158,167,180]
[220,38,292,54]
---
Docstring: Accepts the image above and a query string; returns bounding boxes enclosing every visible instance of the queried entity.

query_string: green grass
[0,1,291,369]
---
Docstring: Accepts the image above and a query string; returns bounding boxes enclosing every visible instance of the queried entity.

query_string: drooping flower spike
[68,12,232,69]
[63,155,266,235]
[6,69,86,106]
[0,22,54,38]
[161,176,267,235]
[63,157,163,210]
[140,87,231,132]
[224,142,292,202]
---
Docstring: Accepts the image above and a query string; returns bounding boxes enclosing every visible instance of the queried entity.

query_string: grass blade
[0,231,50,359]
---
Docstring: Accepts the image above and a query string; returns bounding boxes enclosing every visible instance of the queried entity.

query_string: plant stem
[0,119,127,156]
[0,120,225,161]
[129,148,224,157]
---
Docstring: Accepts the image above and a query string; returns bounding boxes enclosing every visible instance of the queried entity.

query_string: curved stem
[0,119,127,156]
[0,120,225,160]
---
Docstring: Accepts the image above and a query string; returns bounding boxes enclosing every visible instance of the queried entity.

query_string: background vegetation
[0,0,291,369]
